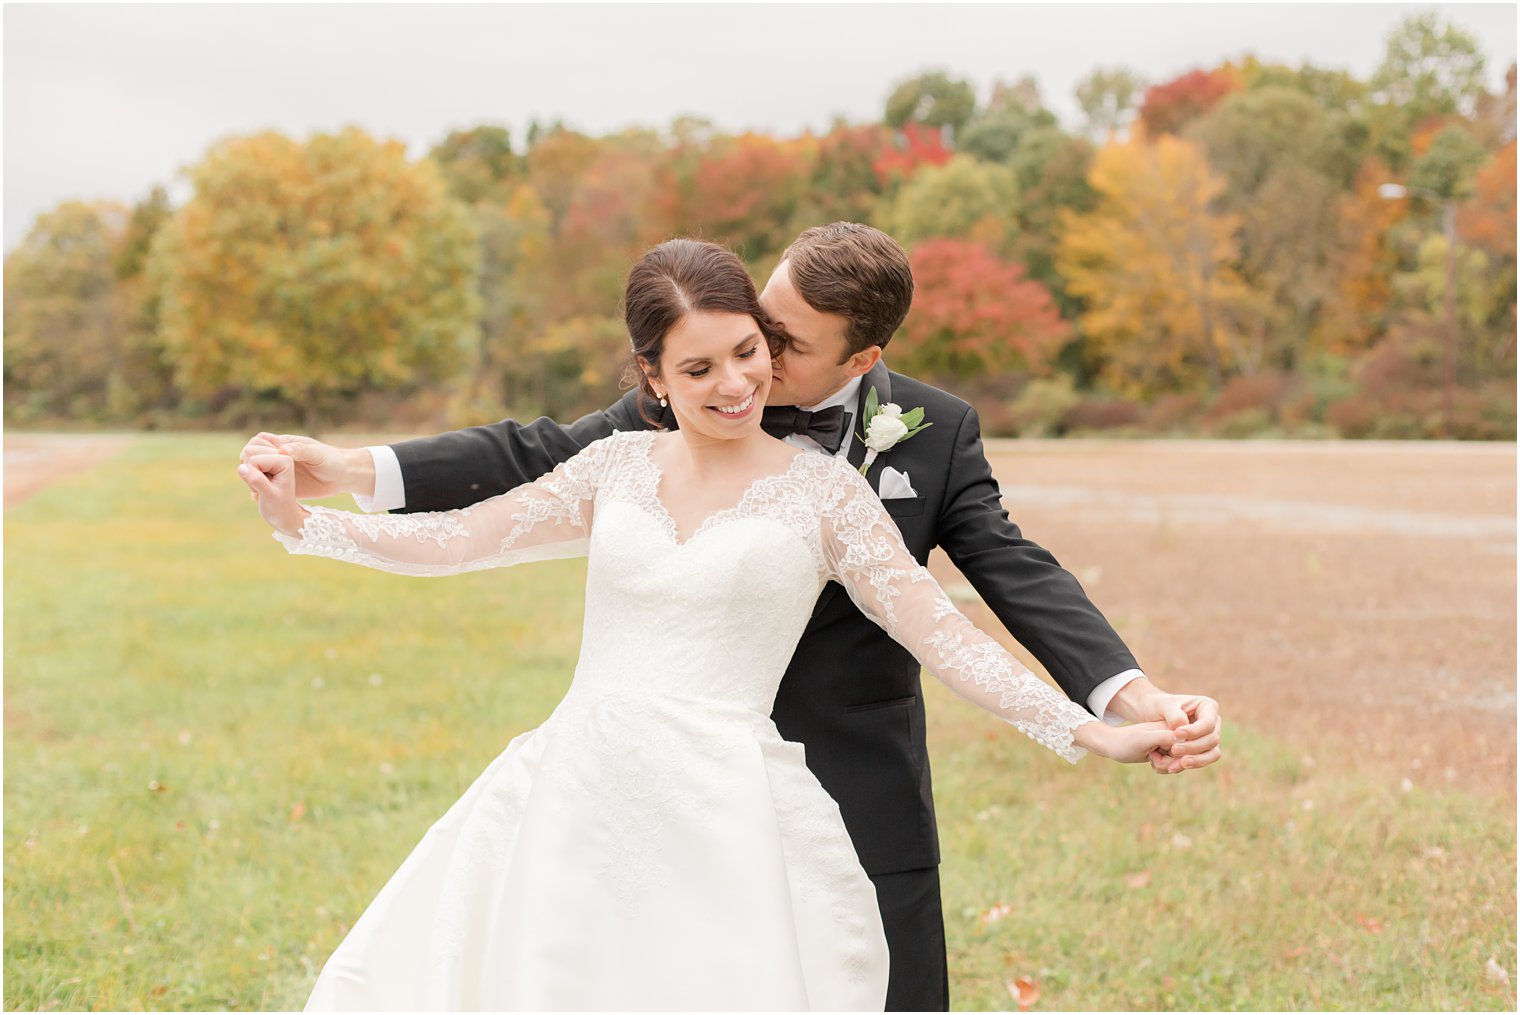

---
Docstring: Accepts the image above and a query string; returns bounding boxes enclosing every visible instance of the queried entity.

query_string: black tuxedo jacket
[391,362,1138,875]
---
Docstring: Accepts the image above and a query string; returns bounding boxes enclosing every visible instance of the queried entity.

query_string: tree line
[5,12,1515,438]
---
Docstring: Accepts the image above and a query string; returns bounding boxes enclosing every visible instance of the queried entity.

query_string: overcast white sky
[4,3,1515,251]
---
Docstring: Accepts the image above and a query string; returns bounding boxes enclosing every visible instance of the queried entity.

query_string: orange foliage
[895,238,1069,379]
[1461,140,1517,260]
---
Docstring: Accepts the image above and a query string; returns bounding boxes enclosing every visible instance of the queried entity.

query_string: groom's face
[759,261,879,409]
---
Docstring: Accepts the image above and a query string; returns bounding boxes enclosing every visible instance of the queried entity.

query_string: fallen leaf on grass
[1356,913,1382,934]
[150,985,167,997]
[1170,832,1192,850]
[1486,957,1510,986]
[1123,870,1152,889]
[979,903,1012,926]
[1005,975,1040,1010]
[289,801,307,823]
[1282,946,1308,959]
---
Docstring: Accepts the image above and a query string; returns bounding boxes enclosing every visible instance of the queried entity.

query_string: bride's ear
[636,357,660,395]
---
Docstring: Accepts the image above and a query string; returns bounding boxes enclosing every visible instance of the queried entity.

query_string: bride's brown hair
[622,239,785,425]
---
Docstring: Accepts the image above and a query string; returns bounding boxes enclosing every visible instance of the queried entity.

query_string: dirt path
[930,439,1517,797]
[4,433,134,508]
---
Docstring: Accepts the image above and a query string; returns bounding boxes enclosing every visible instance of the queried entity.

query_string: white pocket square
[877,466,917,500]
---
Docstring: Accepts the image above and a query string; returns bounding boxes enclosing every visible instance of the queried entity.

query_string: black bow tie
[760,405,852,455]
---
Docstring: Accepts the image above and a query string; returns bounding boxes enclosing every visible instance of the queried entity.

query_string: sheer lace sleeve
[273,433,617,577]
[819,462,1097,763]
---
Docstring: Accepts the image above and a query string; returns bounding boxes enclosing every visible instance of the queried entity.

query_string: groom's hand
[1109,677,1221,775]
[239,433,375,500]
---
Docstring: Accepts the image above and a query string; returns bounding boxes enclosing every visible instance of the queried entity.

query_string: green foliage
[1074,66,1147,139]
[1006,374,1080,436]
[150,128,481,429]
[1409,123,1490,198]
[1372,11,1488,122]
[884,70,977,138]
[3,201,128,420]
[884,155,1019,249]
[428,126,521,205]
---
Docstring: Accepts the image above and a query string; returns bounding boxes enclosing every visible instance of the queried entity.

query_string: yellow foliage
[1057,135,1261,396]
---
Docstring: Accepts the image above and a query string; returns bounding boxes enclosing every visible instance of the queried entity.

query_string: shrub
[1206,371,1293,422]
[1062,397,1145,433]
[1007,375,1080,437]
[1145,392,1204,433]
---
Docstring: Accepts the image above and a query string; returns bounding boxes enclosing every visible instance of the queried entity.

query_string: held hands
[237,451,310,538]
[1109,678,1223,775]
[1075,719,1179,765]
[238,433,372,500]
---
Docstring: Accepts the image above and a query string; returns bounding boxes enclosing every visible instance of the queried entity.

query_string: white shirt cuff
[1088,669,1145,726]
[351,445,406,513]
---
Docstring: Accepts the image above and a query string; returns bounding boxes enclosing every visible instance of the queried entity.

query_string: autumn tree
[1058,135,1262,395]
[871,121,954,187]
[1313,159,1405,355]
[1002,127,1097,308]
[670,132,812,265]
[3,201,128,419]
[112,186,179,417]
[1188,87,1359,369]
[884,155,1019,250]
[1137,68,1241,136]
[429,125,521,205]
[151,128,479,429]
[883,71,977,142]
[894,238,1069,380]
[1371,12,1488,124]
[797,122,895,226]
[1075,67,1147,140]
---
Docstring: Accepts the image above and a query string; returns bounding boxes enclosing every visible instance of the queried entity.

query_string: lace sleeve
[819,462,1097,763]
[273,433,617,577]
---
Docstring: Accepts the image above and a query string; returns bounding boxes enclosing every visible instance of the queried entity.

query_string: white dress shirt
[356,379,1141,722]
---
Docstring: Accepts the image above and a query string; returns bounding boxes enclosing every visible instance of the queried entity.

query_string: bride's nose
[714,363,749,398]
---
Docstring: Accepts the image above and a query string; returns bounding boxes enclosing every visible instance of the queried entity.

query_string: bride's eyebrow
[672,333,761,370]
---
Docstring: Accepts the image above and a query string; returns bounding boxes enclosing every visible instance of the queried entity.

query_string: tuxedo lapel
[845,360,892,479]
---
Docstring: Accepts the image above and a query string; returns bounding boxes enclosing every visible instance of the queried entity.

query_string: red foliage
[1205,371,1293,421]
[873,122,954,186]
[896,239,1070,379]
[1138,68,1241,136]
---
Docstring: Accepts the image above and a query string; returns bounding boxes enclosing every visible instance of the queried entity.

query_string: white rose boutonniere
[858,386,931,475]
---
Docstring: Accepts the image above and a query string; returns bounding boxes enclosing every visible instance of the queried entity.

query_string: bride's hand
[238,453,309,538]
[1074,719,1178,764]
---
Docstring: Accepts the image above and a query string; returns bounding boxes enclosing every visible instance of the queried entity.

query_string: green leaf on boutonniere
[864,385,880,422]
[900,407,926,428]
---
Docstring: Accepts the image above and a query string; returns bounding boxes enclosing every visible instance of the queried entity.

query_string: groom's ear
[843,345,882,379]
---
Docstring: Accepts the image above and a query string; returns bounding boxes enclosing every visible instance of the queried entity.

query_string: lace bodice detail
[275,430,1096,761]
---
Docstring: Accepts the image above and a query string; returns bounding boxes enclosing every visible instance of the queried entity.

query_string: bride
[237,238,1178,1011]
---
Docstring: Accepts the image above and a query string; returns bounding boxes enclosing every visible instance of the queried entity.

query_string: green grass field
[5,435,1515,1011]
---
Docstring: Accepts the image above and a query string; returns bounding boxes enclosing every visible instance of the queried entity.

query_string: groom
[247,222,1221,1011]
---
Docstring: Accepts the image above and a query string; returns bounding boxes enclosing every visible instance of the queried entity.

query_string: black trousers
[870,866,949,1012]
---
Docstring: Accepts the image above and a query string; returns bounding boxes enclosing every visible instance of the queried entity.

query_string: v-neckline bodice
[632,432,814,548]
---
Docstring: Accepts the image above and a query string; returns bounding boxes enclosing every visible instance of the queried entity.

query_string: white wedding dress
[275,430,1095,1011]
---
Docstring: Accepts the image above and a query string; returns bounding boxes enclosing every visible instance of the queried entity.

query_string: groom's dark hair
[780,223,914,358]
